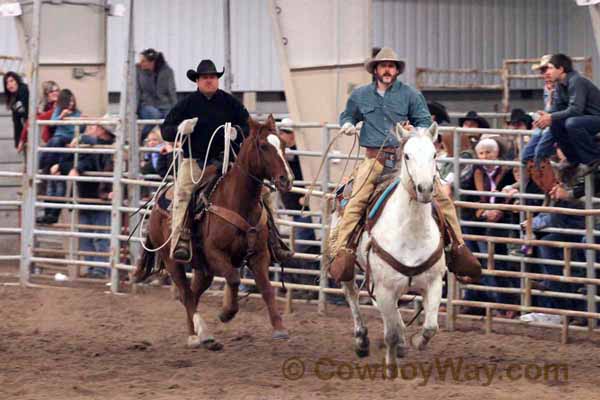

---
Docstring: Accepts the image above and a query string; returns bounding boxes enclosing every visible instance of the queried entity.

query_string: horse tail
[132,236,157,283]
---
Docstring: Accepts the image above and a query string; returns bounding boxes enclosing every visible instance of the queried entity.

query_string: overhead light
[0,2,22,17]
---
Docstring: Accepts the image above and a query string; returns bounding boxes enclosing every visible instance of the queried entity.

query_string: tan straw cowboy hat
[531,54,551,71]
[365,47,405,74]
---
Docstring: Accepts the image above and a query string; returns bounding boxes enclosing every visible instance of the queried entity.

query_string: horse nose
[278,175,290,189]
[417,183,433,194]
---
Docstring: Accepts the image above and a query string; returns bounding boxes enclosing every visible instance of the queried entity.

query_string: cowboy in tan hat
[329,47,481,283]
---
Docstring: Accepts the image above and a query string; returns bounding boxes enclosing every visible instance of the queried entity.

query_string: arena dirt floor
[1,279,600,400]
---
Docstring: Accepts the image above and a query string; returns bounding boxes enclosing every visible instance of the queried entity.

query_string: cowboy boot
[265,210,294,263]
[433,180,481,283]
[173,228,192,263]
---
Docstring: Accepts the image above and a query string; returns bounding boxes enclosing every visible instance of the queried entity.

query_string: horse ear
[266,114,276,131]
[428,122,439,142]
[395,122,411,139]
[247,117,259,136]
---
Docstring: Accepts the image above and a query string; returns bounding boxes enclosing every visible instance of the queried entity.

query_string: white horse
[339,122,446,374]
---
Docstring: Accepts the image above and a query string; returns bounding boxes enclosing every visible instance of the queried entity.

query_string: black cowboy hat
[427,101,450,125]
[458,110,490,129]
[186,59,224,82]
[507,108,533,130]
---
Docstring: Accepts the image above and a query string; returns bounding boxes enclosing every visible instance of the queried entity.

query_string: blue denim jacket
[339,80,432,148]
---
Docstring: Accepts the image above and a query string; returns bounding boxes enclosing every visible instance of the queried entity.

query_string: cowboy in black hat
[458,111,490,129]
[506,108,533,130]
[161,59,249,262]
[427,101,450,125]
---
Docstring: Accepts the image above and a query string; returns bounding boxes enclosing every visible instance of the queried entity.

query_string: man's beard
[374,72,398,84]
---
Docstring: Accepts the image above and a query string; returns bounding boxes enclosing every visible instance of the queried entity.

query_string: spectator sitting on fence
[461,137,519,317]
[3,71,29,150]
[137,48,177,142]
[37,89,82,225]
[533,53,600,178]
[17,80,61,153]
[57,118,116,279]
[521,55,561,195]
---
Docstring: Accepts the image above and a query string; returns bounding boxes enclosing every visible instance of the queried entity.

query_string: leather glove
[178,117,198,135]
[340,122,357,136]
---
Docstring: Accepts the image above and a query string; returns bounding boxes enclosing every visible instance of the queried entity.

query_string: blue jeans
[292,215,317,254]
[521,128,556,165]
[79,210,111,277]
[550,115,600,165]
[536,233,583,310]
[463,226,519,305]
[138,105,168,142]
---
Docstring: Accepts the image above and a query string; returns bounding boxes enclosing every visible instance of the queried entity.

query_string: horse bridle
[234,126,279,192]
[400,135,436,201]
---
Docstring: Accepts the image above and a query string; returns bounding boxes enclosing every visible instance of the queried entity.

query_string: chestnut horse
[134,115,293,349]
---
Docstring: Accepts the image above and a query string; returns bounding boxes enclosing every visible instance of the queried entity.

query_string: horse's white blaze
[337,122,445,367]
[267,134,294,182]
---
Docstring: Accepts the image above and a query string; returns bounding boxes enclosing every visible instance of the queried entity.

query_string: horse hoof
[202,339,223,352]
[355,347,369,358]
[218,310,237,323]
[187,335,203,348]
[409,332,425,351]
[272,330,289,340]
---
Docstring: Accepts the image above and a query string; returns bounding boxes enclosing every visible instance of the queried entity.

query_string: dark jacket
[552,71,600,121]
[9,83,29,148]
[59,135,115,201]
[162,89,249,161]
[473,165,516,221]
[136,64,177,111]
[280,145,305,210]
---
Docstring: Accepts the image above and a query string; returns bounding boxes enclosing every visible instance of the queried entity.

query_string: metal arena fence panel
[1,115,599,344]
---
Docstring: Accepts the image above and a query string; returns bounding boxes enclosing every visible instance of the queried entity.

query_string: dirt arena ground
[1,282,600,400]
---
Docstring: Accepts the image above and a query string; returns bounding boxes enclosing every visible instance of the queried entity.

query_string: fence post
[110,0,135,293]
[318,125,331,314]
[446,127,461,331]
[584,173,597,330]
[19,0,42,285]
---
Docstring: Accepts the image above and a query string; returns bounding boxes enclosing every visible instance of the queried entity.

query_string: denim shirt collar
[370,79,404,96]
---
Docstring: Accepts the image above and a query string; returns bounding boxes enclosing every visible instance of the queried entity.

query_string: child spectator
[3,71,29,149]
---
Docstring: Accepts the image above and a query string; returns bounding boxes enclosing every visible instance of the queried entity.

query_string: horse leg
[249,253,288,340]
[165,260,201,348]
[219,268,240,323]
[341,280,370,358]
[410,274,443,351]
[189,268,223,351]
[374,285,403,377]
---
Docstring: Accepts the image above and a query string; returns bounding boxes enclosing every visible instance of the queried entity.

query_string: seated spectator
[58,120,115,279]
[462,137,519,317]
[427,101,450,125]
[3,71,29,149]
[37,89,82,224]
[459,110,490,130]
[17,80,61,152]
[137,48,177,142]
[533,53,600,176]
[140,128,165,176]
[506,108,533,131]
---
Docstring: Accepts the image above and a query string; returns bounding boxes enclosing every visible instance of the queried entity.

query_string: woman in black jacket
[3,71,29,149]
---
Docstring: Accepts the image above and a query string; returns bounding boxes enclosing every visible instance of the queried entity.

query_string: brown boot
[328,248,356,283]
[446,244,481,283]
